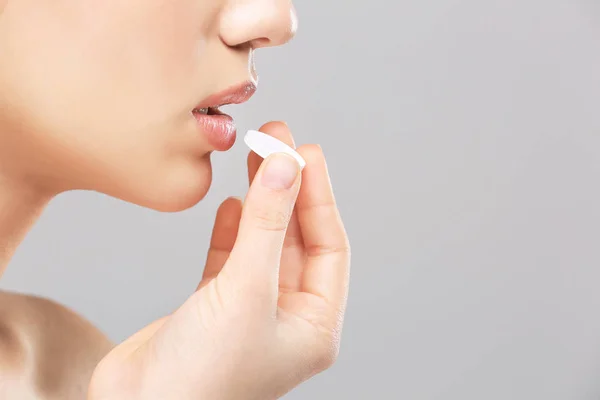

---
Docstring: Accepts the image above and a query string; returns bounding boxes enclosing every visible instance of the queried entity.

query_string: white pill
[244,130,306,170]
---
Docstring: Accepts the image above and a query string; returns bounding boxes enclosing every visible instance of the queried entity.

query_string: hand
[88,121,351,400]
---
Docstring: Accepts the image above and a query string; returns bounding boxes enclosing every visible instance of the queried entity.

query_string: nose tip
[251,5,297,49]
[220,1,298,49]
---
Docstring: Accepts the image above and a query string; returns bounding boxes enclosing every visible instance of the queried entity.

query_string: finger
[197,197,242,290]
[226,151,302,302]
[296,145,351,312]
[247,121,296,183]
[247,122,302,245]
[247,122,304,292]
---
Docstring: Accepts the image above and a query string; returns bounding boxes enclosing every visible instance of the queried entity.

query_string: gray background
[3,0,600,399]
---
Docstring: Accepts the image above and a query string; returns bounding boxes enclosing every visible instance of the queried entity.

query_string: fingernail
[261,153,299,190]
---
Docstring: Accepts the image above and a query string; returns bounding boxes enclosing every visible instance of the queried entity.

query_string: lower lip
[192,110,236,151]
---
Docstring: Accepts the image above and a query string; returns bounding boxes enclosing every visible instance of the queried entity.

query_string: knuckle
[252,206,291,232]
[305,243,352,258]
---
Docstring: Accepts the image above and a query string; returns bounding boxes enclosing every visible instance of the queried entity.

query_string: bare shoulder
[0,290,114,400]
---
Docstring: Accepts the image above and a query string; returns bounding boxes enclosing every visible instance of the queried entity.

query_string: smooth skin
[0,0,350,398]
[90,122,350,399]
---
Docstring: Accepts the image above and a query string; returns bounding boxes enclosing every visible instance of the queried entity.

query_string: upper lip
[195,80,258,110]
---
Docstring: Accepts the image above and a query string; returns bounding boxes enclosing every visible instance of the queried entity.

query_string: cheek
[2,3,209,153]
[85,0,221,117]
[0,0,219,209]
[2,0,214,135]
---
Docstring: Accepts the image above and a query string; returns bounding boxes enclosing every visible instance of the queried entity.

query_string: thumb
[225,152,301,299]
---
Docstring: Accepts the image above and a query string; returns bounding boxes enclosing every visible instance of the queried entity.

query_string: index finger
[296,145,351,312]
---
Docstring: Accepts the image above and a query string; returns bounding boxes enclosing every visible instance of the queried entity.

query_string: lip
[192,81,258,151]
[195,80,257,109]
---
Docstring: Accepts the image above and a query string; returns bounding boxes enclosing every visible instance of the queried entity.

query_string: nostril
[252,38,271,49]
[218,2,297,49]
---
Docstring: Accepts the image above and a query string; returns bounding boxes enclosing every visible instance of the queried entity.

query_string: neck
[0,172,52,276]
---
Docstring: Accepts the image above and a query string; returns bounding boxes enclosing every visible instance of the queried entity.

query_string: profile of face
[0,0,297,211]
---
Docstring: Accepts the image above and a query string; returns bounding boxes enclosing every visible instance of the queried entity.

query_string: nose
[219,0,297,49]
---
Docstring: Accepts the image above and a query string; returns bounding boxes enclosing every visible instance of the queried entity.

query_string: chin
[112,155,214,213]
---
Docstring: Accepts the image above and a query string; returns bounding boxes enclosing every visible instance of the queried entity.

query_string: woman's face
[0,0,296,211]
